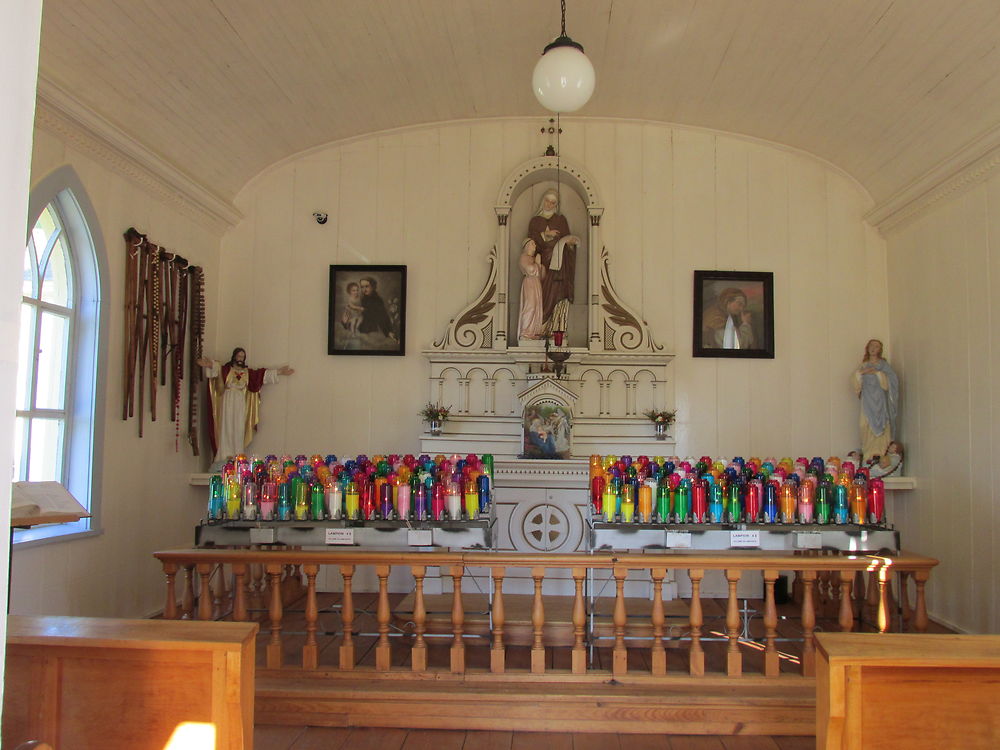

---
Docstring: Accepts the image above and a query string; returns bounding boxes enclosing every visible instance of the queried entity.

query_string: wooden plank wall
[221,117,887,463]
[886,175,1000,634]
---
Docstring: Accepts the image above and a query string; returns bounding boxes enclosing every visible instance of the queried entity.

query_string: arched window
[14,168,107,543]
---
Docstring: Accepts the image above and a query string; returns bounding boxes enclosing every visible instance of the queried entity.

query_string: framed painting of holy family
[328,265,407,355]
[693,270,774,359]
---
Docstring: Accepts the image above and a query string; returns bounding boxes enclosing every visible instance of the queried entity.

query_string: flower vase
[654,422,667,441]
[429,419,442,437]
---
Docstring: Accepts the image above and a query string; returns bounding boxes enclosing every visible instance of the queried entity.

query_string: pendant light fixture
[532,0,595,113]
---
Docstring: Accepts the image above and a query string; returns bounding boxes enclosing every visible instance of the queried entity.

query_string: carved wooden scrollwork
[598,248,663,352]
[433,247,499,350]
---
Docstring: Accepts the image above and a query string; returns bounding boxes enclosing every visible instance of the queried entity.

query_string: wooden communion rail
[154,548,938,735]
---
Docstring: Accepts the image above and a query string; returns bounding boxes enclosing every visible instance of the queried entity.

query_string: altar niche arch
[432,155,661,355]
[497,157,601,352]
[506,181,589,348]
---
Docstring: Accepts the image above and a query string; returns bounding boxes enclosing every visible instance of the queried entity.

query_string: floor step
[256,670,816,735]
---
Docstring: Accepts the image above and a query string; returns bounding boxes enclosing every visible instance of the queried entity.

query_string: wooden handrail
[155,547,936,571]
[154,548,938,681]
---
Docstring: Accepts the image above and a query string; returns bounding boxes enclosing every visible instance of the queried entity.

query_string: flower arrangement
[419,402,451,423]
[643,409,677,425]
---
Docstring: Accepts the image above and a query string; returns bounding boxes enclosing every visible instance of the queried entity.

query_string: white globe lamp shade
[532,38,595,113]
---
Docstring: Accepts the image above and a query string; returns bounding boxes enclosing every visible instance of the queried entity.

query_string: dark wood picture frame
[328,265,406,356]
[693,270,774,359]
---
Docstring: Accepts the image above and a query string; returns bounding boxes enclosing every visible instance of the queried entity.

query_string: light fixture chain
[561,0,567,36]
[556,113,561,208]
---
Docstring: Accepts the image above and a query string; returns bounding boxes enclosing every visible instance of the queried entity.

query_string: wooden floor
[254,726,816,750]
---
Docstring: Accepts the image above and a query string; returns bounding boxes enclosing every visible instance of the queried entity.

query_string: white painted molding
[34,76,242,232]
[866,121,1000,234]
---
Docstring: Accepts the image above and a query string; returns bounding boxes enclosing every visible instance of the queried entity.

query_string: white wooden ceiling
[36,0,1000,207]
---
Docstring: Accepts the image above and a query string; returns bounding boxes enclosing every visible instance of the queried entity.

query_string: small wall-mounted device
[312,212,328,225]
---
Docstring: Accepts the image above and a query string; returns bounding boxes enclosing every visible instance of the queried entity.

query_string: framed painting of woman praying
[693,270,774,359]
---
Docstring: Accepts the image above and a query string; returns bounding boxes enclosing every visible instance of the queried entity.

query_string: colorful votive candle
[797,483,814,524]
[446,483,461,520]
[638,484,653,523]
[696,480,712,523]
[310,482,324,520]
[464,480,478,520]
[345,481,360,520]
[867,478,885,524]
[325,483,342,520]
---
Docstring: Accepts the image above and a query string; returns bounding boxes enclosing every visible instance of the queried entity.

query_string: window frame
[17,204,76,485]
[14,166,108,546]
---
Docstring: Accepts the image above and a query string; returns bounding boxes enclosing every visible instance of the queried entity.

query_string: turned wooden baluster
[763,569,779,677]
[838,569,855,632]
[800,568,817,676]
[303,563,319,669]
[866,569,881,627]
[688,569,705,676]
[339,564,355,670]
[725,569,743,677]
[232,564,248,622]
[899,571,913,631]
[265,562,284,668]
[182,564,196,619]
[451,565,466,673]
[571,566,588,675]
[650,567,667,676]
[412,565,428,672]
[197,563,213,620]
[531,566,547,674]
[376,564,392,671]
[913,570,931,632]
[612,566,628,677]
[876,563,892,633]
[163,562,178,620]
[491,566,506,674]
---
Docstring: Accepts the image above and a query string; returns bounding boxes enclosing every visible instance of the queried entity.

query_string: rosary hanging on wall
[123,227,206,454]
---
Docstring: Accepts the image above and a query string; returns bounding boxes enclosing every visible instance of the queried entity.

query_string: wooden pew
[816,632,1000,750]
[3,616,257,750]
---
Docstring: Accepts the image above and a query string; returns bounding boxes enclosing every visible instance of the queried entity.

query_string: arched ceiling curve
[36,0,1000,209]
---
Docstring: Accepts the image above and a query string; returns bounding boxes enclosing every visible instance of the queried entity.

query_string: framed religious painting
[520,403,572,460]
[692,270,774,359]
[328,265,407,356]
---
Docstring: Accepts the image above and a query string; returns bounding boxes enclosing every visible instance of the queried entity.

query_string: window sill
[12,521,102,548]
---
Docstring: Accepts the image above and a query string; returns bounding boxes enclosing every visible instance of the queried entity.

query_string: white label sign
[795,532,823,549]
[407,529,433,546]
[325,527,355,545]
[730,530,761,548]
[666,531,692,549]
